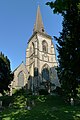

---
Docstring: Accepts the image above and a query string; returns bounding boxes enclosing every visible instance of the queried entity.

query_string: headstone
[27,106,31,110]
[48,88,50,94]
[26,99,31,110]
[9,103,12,107]
[35,92,38,95]
[0,101,2,111]
[0,101,2,108]
[9,87,12,96]
[0,93,2,97]
[31,100,35,106]
[70,98,74,106]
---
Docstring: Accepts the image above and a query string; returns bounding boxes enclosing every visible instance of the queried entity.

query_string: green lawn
[0,90,80,120]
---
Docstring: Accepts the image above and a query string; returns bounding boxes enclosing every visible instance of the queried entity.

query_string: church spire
[33,5,45,33]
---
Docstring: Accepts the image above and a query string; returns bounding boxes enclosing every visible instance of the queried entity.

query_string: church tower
[26,6,59,91]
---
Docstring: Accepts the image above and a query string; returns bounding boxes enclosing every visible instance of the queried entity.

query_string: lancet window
[42,40,48,52]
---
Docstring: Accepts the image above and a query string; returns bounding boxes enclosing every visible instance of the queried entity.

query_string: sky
[0,0,63,71]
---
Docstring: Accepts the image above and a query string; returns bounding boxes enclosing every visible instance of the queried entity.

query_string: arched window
[18,71,24,87]
[42,40,48,52]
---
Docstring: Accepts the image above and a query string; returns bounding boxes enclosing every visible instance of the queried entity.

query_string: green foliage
[54,86,63,95]
[0,52,14,95]
[37,95,47,102]
[1,95,80,120]
[39,89,49,95]
[46,0,80,14]
[46,0,80,99]
[0,88,80,119]
[0,95,13,107]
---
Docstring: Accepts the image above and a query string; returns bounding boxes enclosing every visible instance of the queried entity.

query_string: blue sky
[0,0,63,71]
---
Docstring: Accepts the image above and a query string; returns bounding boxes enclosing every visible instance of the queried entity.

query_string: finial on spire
[33,5,45,33]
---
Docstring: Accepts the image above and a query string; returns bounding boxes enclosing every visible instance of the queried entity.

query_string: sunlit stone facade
[12,6,60,92]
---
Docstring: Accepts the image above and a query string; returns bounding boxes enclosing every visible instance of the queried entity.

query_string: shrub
[39,89,48,95]
[0,95,13,107]
[54,86,62,95]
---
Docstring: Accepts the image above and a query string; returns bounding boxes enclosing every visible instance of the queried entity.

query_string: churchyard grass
[0,89,80,120]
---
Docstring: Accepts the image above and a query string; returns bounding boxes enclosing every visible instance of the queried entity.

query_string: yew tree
[0,52,13,95]
[46,0,80,99]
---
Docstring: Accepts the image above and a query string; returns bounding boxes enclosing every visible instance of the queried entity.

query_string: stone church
[12,6,60,93]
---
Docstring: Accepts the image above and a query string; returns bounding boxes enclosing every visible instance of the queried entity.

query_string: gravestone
[31,100,35,106]
[27,106,31,110]
[70,98,74,106]
[25,99,31,110]
[0,101,2,111]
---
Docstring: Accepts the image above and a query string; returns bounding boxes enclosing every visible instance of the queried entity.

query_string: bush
[27,89,32,95]
[13,88,27,97]
[54,86,62,95]
[0,95,13,107]
[39,89,48,95]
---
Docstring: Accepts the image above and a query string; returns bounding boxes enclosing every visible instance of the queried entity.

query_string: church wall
[36,34,59,86]
[37,35,57,60]
[25,32,59,87]
[12,63,28,89]
[36,34,57,70]
[26,35,37,65]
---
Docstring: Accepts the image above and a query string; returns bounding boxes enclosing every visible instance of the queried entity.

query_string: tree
[0,52,14,95]
[46,0,80,99]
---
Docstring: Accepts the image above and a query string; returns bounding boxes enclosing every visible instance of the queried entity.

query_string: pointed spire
[33,5,45,33]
